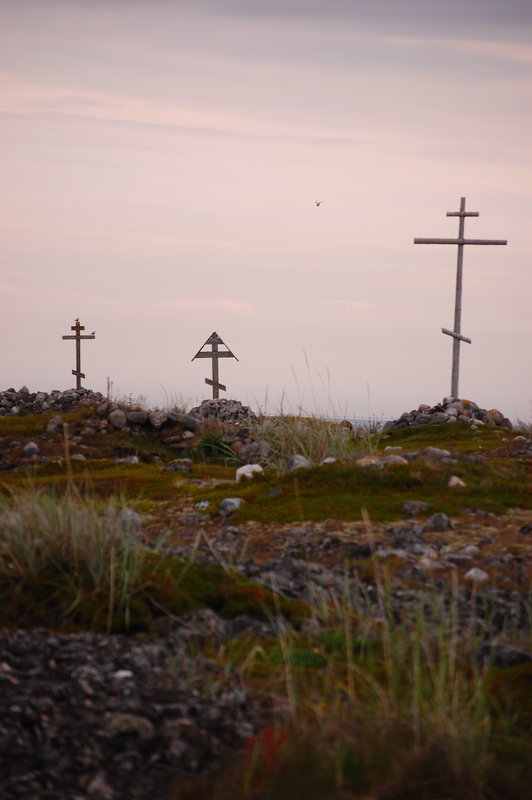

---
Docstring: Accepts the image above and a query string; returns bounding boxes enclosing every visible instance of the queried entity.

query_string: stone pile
[383,398,513,432]
[0,387,105,416]
[189,398,257,422]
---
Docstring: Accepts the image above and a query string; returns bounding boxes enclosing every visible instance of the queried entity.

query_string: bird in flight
[315,200,325,206]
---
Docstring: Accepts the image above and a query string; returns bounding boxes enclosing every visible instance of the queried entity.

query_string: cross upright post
[61,318,95,389]
[414,197,507,399]
[192,332,238,399]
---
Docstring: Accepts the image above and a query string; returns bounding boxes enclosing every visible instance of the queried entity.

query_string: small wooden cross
[191,332,238,399]
[414,197,507,399]
[62,318,95,389]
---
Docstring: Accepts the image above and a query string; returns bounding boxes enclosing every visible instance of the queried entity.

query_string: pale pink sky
[1,0,531,420]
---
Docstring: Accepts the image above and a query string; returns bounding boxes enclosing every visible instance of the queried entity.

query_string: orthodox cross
[62,318,95,390]
[192,331,238,399]
[414,197,507,399]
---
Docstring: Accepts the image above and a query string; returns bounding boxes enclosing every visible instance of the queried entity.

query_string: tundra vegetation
[0,398,531,799]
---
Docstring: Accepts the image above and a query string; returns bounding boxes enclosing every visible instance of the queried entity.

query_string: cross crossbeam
[62,318,95,389]
[192,332,238,399]
[414,197,507,399]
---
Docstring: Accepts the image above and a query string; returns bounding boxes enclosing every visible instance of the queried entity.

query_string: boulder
[46,415,64,435]
[108,409,127,430]
[126,410,149,425]
[149,410,168,430]
[219,498,244,517]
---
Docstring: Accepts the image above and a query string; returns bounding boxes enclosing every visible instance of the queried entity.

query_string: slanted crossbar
[414,197,507,398]
[192,332,238,399]
[62,318,95,389]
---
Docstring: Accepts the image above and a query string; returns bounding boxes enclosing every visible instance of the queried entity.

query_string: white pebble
[236,464,263,483]
[448,475,466,488]
[464,567,489,585]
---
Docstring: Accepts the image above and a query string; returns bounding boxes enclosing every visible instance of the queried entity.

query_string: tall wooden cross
[192,331,238,399]
[414,197,507,399]
[62,318,95,389]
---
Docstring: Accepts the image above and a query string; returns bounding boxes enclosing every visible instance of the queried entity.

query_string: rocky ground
[0,620,272,800]
[1,388,531,799]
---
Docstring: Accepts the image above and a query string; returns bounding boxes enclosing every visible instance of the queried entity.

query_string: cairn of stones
[383,398,513,432]
[0,387,106,416]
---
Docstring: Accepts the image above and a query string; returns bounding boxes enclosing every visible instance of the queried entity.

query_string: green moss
[0,548,308,634]
[379,420,510,454]
[0,406,95,438]
[206,458,532,524]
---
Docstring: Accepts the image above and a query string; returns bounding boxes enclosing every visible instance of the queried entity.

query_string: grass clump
[178,568,532,799]
[0,488,150,632]
[251,413,370,469]
[199,432,241,465]
[0,488,306,633]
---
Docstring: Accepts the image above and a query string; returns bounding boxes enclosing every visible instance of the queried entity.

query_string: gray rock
[381,454,408,466]
[167,411,199,431]
[22,441,40,456]
[219,498,244,517]
[239,440,271,464]
[149,409,168,429]
[96,401,111,417]
[46,415,64,435]
[108,409,127,430]
[162,459,193,473]
[423,512,453,532]
[402,500,431,516]
[355,456,381,468]
[429,412,449,424]
[125,410,149,425]
[475,642,532,668]
[285,454,311,472]
[388,523,424,549]
[464,567,489,584]
[424,446,452,459]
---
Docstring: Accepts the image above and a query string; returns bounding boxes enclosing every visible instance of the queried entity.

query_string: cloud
[381,35,532,66]
[154,298,254,312]
[458,39,532,65]
[332,300,375,311]
[0,73,353,145]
